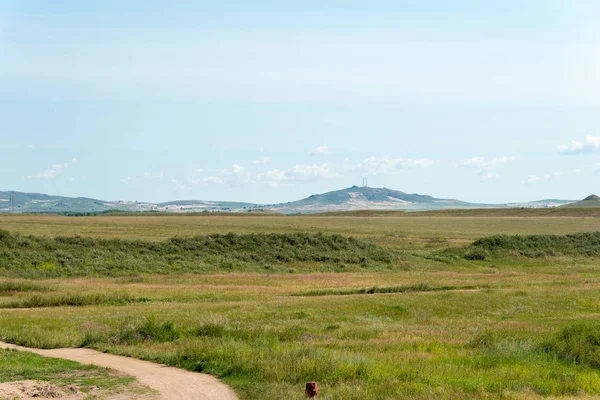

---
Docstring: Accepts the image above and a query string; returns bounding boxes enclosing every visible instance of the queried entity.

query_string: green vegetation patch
[469,232,600,257]
[470,322,600,370]
[291,283,489,296]
[0,281,52,294]
[0,230,396,278]
[542,321,600,367]
[0,292,150,309]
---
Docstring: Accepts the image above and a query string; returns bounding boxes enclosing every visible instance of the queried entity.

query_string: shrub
[464,248,489,261]
[543,322,600,367]
[0,231,397,277]
[469,232,600,257]
[116,315,182,343]
[469,330,499,351]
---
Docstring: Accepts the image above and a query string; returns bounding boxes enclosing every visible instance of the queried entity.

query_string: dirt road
[0,341,238,400]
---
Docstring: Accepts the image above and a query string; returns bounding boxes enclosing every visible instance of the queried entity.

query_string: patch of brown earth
[0,380,81,400]
[0,379,158,400]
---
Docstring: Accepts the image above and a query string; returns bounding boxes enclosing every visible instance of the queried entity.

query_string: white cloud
[119,177,132,184]
[289,163,338,180]
[477,171,498,182]
[452,156,516,182]
[26,159,76,179]
[451,156,516,168]
[143,171,164,179]
[451,157,485,168]
[524,172,562,185]
[559,136,600,154]
[311,146,329,155]
[257,163,338,187]
[260,169,286,181]
[252,156,271,165]
[187,164,248,187]
[199,176,226,185]
[254,156,436,187]
[352,156,438,175]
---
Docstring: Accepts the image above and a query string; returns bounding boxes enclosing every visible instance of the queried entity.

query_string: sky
[1,0,600,204]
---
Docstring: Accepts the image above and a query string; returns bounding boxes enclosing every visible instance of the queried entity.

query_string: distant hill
[0,191,111,213]
[0,191,259,214]
[0,187,577,215]
[156,199,259,212]
[266,186,501,214]
[504,199,575,208]
[561,194,600,208]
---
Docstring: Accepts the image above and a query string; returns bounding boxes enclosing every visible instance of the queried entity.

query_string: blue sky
[1,1,599,204]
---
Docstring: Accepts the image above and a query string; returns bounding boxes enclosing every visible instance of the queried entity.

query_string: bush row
[0,230,396,277]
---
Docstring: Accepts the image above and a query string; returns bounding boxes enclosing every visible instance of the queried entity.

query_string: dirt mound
[0,380,81,399]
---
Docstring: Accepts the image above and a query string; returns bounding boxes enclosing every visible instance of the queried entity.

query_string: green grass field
[0,212,599,399]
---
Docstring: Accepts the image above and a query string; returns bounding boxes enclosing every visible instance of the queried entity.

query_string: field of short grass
[0,213,599,399]
[3,212,600,244]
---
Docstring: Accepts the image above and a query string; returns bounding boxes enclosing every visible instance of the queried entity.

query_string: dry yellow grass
[2,214,600,244]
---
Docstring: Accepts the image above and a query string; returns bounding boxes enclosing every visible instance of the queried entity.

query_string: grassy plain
[3,212,600,243]
[0,212,600,399]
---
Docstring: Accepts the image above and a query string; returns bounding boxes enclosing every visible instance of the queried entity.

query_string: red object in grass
[305,382,318,398]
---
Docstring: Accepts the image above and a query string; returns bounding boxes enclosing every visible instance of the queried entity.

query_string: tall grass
[0,292,149,308]
[0,281,51,294]
[291,283,489,296]
[542,322,600,367]
[470,232,600,257]
[0,230,396,278]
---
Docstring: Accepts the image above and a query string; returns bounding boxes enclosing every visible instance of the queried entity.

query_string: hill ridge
[561,194,600,209]
[0,187,576,214]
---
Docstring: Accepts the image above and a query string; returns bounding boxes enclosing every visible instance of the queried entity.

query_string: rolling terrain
[265,186,489,213]
[561,194,600,208]
[0,187,576,214]
[0,191,258,214]
[1,212,600,399]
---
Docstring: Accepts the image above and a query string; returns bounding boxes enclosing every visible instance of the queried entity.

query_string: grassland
[3,211,600,244]
[0,212,599,399]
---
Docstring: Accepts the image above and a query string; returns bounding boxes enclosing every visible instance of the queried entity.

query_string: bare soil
[0,380,82,400]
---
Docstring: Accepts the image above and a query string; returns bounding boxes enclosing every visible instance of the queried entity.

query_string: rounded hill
[561,194,600,208]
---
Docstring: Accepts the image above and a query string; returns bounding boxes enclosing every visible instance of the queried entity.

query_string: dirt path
[0,341,238,400]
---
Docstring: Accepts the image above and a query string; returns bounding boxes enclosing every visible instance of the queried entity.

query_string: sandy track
[0,341,238,400]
